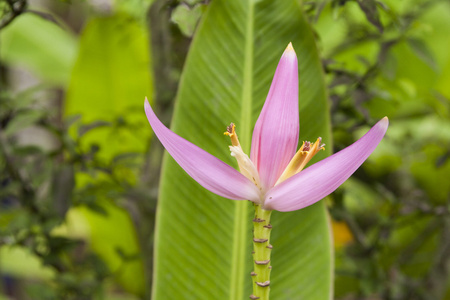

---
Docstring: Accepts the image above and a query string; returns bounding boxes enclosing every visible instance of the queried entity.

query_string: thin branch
[0,131,39,213]
[0,0,27,30]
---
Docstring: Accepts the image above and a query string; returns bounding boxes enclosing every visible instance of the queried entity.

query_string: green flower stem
[251,204,273,300]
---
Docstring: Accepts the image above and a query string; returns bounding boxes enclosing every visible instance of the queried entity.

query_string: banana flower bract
[144,44,388,212]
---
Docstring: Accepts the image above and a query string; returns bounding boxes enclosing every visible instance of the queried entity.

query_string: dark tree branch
[0,0,27,30]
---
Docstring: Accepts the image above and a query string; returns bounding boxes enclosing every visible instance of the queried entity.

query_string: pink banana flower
[144,43,388,212]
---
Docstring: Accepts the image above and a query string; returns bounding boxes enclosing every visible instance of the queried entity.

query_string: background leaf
[153,0,333,299]
[64,13,153,296]
[0,13,77,85]
[75,202,145,295]
[65,14,153,160]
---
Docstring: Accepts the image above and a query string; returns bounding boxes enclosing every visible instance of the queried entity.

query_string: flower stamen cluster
[225,123,262,192]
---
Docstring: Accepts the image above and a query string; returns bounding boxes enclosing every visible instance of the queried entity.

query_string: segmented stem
[250,204,273,300]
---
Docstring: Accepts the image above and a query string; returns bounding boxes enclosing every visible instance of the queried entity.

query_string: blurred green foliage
[0,0,449,299]
[305,0,450,299]
[1,0,154,299]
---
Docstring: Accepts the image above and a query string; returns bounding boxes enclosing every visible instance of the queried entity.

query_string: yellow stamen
[224,123,240,147]
[275,137,325,185]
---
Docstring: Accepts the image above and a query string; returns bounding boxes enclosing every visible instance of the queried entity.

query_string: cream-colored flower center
[225,123,324,189]
[229,146,261,189]
[224,123,262,191]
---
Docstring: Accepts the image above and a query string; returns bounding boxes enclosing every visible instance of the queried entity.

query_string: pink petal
[145,100,261,202]
[263,117,389,212]
[251,43,300,189]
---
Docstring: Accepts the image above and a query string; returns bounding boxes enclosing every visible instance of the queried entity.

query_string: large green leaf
[153,1,332,299]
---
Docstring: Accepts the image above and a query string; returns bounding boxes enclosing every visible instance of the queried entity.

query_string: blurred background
[0,0,449,299]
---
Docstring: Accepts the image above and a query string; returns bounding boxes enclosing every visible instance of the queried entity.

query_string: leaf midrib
[229,0,255,299]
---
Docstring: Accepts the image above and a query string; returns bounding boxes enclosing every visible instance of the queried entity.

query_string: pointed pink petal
[263,117,389,212]
[250,44,299,189]
[145,100,260,202]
